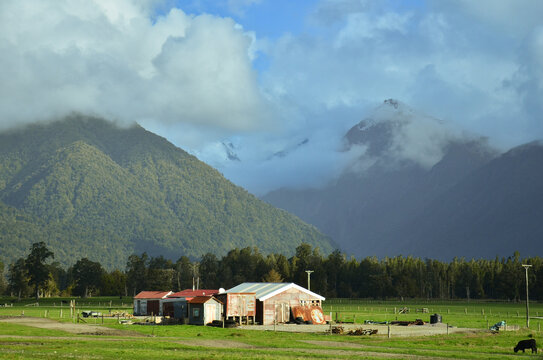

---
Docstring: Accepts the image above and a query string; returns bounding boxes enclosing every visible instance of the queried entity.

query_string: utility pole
[305,270,314,292]
[192,264,198,291]
[522,264,532,328]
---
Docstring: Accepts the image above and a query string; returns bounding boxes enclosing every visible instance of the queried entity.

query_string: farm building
[187,296,223,325]
[169,289,219,298]
[215,291,256,324]
[162,289,219,319]
[225,283,325,325]
[133,291,172,316]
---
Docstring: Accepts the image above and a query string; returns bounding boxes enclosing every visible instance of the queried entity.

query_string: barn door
[147,300,159,316]
[275,302,290,323]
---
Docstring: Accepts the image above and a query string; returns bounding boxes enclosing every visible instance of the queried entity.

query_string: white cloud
[0,0,267,133]
[4,0,543,195]
[436,0,543,38]
[310,0,370,26]
[255,0,543,154]
[335,11,412,45]
[227,0,262,17]
[200,0,543,194]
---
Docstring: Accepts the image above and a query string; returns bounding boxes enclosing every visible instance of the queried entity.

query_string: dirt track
[0,317,498,359]
[1,316,480,338]
[0,316,144,336]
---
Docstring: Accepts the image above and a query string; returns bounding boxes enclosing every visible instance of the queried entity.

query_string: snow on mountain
[345,99,460,168]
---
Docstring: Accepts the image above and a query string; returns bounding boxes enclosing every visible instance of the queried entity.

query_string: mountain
[392,141,543,258]
[271,138,309,159]
[0,115,333,269]
[262,99,543,260]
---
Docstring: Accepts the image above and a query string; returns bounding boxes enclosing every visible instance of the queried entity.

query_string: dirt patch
[300,340,370,348]
[238,323,481,337]
[0,316,145,337]
[173,339,255,348]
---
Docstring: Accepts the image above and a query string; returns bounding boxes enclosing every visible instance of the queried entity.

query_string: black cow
[514,339,537,353]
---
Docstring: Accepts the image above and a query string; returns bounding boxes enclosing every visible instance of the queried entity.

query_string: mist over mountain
[263,99,543,260]
[0,116,333,269]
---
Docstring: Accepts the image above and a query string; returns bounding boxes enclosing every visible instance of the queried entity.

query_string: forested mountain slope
[0,116,333,269]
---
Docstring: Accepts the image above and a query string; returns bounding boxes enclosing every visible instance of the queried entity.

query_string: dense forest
[0,116,333,269]
[3,242,543,302]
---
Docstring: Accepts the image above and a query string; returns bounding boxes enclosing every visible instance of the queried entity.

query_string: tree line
[2,242,543,301]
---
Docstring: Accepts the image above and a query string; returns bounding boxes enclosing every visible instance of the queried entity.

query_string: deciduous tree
[72,258,104,298]
[8,258,29,300]
[25,242,54,300]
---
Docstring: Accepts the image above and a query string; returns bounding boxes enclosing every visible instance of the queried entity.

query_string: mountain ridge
[0,115,334,269]
[263,100,542,260]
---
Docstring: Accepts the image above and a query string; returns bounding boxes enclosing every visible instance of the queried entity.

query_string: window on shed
[193,308,200,317]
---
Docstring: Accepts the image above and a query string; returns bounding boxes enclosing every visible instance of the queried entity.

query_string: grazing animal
[514,339,537,353]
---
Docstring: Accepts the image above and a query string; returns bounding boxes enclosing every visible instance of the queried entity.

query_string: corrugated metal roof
[225,282,325,301]
[134,291,172,299]
[225,282,285,299]
[169,289,219,298]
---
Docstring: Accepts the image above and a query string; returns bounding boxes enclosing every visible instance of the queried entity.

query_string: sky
[1,0,543,194]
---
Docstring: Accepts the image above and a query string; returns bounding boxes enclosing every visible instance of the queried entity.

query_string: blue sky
[2,0,543,193]
[173,0,319,38]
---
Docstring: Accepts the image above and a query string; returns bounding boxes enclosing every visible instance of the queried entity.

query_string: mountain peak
[344,99,455,167]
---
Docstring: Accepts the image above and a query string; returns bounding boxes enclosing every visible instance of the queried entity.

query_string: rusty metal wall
[223,293,256,318]
[260,288,322,325]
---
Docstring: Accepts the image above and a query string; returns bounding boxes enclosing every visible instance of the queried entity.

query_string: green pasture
[0,319,540,359]
[0,296,133,307]
[1,298,543,359]
[323,299,543,329]
[0,296,132,324]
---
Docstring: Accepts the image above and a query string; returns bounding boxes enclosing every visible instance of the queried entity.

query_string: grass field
[1,297,542,359]
[323,298,543,329]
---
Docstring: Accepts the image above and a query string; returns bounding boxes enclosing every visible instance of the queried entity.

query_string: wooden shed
[133,291,172,316]
[188,296,223,325]
[162,289,219,319]
[215,292,256,324]
[225,283,325,325]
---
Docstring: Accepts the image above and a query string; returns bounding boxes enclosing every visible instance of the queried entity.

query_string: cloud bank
[3,0,543,195]
[0,0,268,134]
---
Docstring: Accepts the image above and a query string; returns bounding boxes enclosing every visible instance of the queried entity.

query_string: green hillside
[0,115,333,269]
